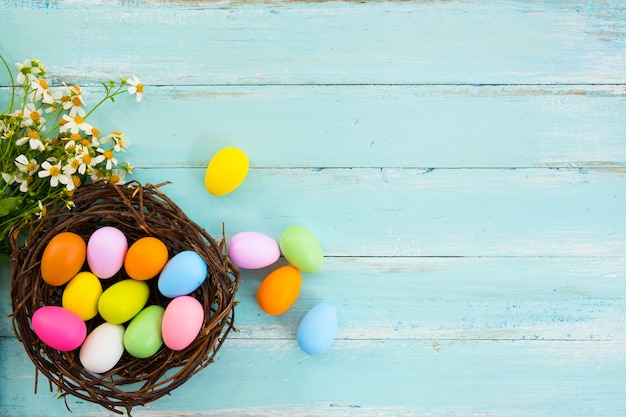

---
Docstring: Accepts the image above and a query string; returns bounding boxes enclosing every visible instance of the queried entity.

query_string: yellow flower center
[136,84,144,93]
[61,95,70,103]
[72,96,82,106]
[81,138,91,146]
[27,161,37,172]
[27,130,40,139]
[30,111,40,122]
[49,166,61,176]
[72,175,81,188]
[112,131,122,136]
[103,150,114,160]
[91,127,100,138]
[74,116,85,124]
[110,174,121,184]
[39,79,49,89]
[70,133,81,141]
[82,154,92,164]
[71,159,80,169]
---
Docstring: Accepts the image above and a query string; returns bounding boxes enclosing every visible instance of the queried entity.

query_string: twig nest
[9,181,239,415]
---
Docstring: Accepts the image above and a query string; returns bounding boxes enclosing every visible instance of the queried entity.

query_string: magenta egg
[31,306,87,351]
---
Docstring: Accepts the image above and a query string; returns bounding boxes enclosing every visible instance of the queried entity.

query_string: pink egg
[87,226,128,279]
[227,231,280,269]
[161,296,204,351]
[32,306,87,351]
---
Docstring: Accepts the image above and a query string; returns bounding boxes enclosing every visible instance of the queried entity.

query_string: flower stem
[0,54,16,111]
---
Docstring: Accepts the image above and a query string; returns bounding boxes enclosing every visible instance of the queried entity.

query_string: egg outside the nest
[297,303,337,355]
[256,266,302,315]
[279,225,324,274]
[204,147,249,196]
[227,231,280,270]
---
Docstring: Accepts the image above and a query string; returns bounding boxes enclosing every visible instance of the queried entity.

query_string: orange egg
[124,237,169,280]
[256,265,302,315]
[40,232,87,286]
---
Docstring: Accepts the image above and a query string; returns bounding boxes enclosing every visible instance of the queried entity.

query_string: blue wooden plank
[74,85,626,169]
[127,167,626,258]
[2,337,626,417]
[1,1,625,85]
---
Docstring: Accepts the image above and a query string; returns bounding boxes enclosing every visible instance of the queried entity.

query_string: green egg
[279,225,324,274]
[123,305,165,359]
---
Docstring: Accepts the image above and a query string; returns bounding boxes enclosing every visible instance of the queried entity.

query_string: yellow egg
[204,147,249,196]
[98,279,149,324]
[62,271,103,320]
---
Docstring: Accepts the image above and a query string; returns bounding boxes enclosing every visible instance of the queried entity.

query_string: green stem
[85,84,125,119]
[0,54,15,110]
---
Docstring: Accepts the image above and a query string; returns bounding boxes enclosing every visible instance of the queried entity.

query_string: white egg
[79,322,125,373]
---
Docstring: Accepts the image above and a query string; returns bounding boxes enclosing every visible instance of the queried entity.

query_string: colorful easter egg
[98,279,149,324]
[124,237,169,280]
[87,226,128,279]
[227,231,280,269]
[31,306,87,351]
[40,232,86,286]
[124,305,165,359]
[204,147,249,196]
[62,271,103,320]
[79,322,125,373]
[279,225,324,273]
[256,265,302,315]
[162,296,204,351]
[158,250,208,298]
[297,303,337,355]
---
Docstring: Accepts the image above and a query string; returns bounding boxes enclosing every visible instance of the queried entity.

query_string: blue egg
[297,303,337,355]
[157,251,208,298]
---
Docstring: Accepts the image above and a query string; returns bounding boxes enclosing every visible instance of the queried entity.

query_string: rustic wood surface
[1,1,625,416]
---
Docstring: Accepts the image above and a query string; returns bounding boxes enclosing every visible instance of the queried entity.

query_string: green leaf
[0,197,20,217]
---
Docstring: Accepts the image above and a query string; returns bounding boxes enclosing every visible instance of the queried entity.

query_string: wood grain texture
[1,0,625,416]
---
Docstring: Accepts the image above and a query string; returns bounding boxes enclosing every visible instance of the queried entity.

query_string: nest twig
[9,180,239,415]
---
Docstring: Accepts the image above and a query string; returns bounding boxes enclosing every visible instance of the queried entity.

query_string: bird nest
[9,180,239,415]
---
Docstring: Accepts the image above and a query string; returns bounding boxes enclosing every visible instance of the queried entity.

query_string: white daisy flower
[60,114,93,135]
[38,160,74,190]
[15,154,39,174]
[127,76,143,102]
[100,131,131,152]
[96,147,118,170]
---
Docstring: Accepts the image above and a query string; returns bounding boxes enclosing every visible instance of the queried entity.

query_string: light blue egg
[157,250,208,298]
[297,303,337,355]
